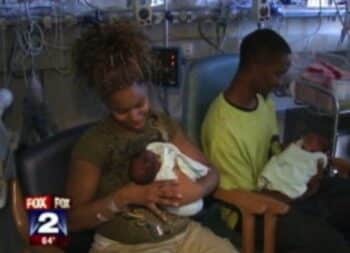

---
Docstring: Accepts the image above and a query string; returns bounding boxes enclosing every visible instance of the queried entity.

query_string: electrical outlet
[254,0,270,22]
[134,0,153,26]
[181,42,194,58]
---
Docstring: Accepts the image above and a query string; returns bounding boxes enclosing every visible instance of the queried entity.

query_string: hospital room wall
[0,17,345,136]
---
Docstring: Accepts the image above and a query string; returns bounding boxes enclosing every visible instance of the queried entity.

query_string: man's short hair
[239,29,291,70]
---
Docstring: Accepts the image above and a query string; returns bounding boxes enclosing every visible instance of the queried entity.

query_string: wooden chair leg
[264,213,277,253]
[11,180,29,243]
[241,211,255,253]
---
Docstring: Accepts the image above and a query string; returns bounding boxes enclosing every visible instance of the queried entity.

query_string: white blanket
[257,142,328,199]
[146,142,209,216]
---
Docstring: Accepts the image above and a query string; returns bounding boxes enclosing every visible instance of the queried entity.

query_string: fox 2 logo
[28,210,68,245]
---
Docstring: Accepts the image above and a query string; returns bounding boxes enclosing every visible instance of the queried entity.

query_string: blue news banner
[25,195,70,247]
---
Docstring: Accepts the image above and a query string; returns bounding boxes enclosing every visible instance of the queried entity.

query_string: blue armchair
[12,124,94,253]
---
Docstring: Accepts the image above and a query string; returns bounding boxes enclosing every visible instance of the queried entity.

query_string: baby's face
[302,133,329,152]
[130,150,161,184]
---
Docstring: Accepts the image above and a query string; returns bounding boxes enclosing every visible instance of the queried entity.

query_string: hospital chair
[182,54,290,253]
[11,123,94,253]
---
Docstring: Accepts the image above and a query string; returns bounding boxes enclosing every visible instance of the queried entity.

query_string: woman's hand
[174,169,205,205]
[115,180,183,221]
[117,180,183,206]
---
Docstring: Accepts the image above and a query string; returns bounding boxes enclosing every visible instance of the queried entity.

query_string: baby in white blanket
[129,142,209,216]
[258,133,329,199]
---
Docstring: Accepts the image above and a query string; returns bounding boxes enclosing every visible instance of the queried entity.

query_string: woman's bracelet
[96,199,122,223]
[108,199,121,213]
[96,212,109,222]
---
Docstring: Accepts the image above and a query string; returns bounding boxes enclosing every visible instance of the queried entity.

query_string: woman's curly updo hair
[73,21,152,100]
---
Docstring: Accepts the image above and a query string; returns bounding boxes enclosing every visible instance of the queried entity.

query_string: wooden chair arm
[214,188,289,253]
[214,188,267,214]
[10,179,29,243]
[258,194,288,253]
[332,158,350,169]
[252,192,290,215]
[214,188,289,215]
[331,158,350,178]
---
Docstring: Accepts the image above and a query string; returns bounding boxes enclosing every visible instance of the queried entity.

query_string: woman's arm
[170,127,219,204]
[66,159,183,231]
[66,159,121,231]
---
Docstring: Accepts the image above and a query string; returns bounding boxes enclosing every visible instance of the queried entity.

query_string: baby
[300,133,329,153]
[129,142,209,216]
[129,149,161,185]
[258,133,329,199]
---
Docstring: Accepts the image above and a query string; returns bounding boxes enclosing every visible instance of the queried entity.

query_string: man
[202,28,350,253]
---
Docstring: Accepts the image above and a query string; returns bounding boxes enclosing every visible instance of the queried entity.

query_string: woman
[67,21,238,253]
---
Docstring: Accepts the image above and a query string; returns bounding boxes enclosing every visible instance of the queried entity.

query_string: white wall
[0,17,347,139]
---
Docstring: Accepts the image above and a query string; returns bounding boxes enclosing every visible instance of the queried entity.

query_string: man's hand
[299,166,323,200]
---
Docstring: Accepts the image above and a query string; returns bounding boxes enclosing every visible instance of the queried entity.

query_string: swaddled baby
[258,133,329,199]
[129,142,209,216]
